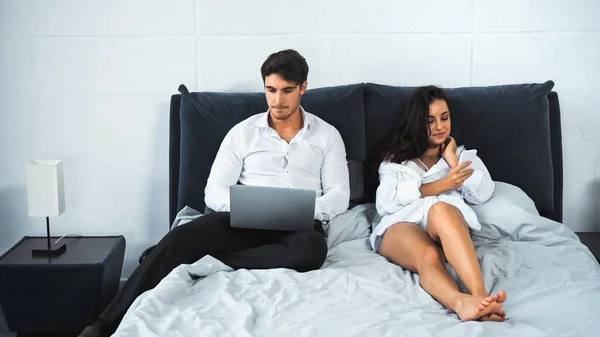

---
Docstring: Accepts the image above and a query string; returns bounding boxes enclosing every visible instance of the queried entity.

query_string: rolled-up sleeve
[460,154,495,204]
[376,162,422,216]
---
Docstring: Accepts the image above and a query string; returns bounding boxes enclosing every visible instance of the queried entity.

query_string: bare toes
[478,296,496,310]
[496,291,507,303]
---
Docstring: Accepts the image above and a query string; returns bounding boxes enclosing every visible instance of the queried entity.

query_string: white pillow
[325,203,374,249]
[487,181,539,215]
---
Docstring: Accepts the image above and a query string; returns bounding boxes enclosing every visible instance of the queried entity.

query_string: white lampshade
[26,160,66,217]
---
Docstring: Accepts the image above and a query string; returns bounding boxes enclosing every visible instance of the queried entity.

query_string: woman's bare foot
[478,291,508,322]
[454,294,503,321]
[480,309,506,322]
[480,313,505,321]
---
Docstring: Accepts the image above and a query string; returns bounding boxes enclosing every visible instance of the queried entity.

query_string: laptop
[229,185,316,231]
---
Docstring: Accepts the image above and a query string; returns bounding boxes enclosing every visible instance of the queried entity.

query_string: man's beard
[272,104,299,121]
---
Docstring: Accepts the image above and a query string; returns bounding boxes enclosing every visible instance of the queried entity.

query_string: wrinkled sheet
[114,183,600,337]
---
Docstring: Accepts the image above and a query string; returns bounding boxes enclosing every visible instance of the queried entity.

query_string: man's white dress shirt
[205,107,350,222]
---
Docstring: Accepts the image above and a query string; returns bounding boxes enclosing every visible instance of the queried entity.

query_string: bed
[113,81,600,336]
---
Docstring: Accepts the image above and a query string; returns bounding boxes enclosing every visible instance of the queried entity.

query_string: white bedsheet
[113,183,600,337]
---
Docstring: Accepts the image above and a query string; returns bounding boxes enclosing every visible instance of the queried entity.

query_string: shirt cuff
[209,203,230,213]
[314,198,331,222]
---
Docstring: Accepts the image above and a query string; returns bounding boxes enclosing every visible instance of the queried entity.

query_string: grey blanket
[113,183,600,337]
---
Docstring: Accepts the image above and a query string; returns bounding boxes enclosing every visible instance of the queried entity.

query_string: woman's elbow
[395,187,421,205]
[375,191,399,215]
[376,202,396,216]
[466,184,495,205]
[482,183,495,203]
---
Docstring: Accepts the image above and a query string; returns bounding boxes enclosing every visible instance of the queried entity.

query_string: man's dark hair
[260,49,309,85]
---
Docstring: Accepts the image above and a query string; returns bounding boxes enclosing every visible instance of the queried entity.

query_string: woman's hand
[444,161,473,190]
[420,161,473,197]
[440,137,459,167]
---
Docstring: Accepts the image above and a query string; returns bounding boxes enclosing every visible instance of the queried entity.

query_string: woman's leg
[379,222,502,321]
[426,201,506,320]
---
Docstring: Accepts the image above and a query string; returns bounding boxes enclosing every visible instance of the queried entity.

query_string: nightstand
[576,232,600,263]
[0,236,126,336]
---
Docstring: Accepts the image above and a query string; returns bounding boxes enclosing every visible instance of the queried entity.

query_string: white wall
[1,0,599,278]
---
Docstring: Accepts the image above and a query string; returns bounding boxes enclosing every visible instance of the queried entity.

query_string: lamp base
[32,243,67,257]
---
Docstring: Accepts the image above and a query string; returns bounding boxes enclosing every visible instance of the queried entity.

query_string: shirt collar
[254,106,311,130]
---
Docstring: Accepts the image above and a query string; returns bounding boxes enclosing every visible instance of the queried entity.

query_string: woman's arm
[420,161,474,197]
[419,179,450,197]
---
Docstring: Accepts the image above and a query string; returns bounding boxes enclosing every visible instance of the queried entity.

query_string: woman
[371,85,507,322]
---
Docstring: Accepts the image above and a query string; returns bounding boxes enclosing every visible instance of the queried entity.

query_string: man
[80,49,350,337]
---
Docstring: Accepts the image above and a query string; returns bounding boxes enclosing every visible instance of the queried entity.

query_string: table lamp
[26,160,66,257]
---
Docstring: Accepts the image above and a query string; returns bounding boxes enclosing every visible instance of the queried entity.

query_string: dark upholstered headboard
[168,83,563,228]
[169,93,183,228]
[547,91,563,223]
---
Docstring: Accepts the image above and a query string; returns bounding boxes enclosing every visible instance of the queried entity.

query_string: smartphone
[458,149,478,169]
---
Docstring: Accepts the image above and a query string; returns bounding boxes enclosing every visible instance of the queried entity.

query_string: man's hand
[444,161,473,190]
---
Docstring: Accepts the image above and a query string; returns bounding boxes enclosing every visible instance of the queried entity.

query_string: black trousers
[98,212,327,333]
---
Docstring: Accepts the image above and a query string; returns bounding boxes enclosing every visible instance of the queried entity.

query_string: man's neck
[268,107,303,133]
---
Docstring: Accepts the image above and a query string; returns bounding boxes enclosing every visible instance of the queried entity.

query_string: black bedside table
[0,236,126,336]
[576,232,600,263]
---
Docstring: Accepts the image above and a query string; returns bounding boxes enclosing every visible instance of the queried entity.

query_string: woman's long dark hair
[379,85,449,164]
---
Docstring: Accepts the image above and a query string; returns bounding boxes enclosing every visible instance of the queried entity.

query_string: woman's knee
[427,201,456,218]
[427,202,467,239]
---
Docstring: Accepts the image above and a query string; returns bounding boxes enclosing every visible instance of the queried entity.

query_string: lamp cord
[54,234,83,244]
